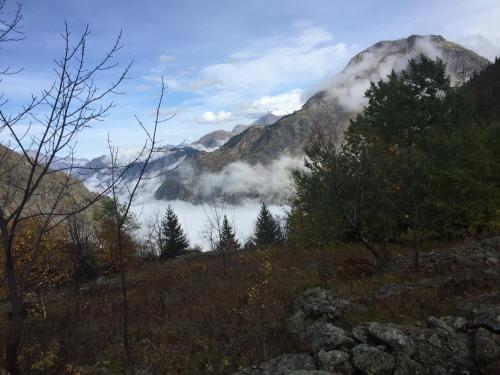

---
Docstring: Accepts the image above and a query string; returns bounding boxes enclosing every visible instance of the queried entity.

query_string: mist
[131,199,287,250]
[317,35,464,112]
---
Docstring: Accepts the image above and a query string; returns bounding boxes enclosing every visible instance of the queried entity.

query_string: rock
[259,353,316,375]
[468,304,500,333]
[393,354,425,375]
[305,322,355,352]
[352,324,369,343]
[292,288,351,324]
[412,328,475,374]
[352,344,395,375]
[316,350,353,375]
[438,316,467,332]
[287,311,306,336]
[480,236,500,249]
[367,322,416,355]
[473,327,500,375]
[427,317,455,334]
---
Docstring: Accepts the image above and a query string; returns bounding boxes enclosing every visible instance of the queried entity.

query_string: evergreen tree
[159,206,189,260]
[290,55,500,265]
[216,215,240,253]
[253,202,281,247]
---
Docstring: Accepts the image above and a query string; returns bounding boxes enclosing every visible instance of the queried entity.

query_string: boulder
[473,327,500,375]
[412,329,475,374]
[292,288,351,324]
[305,322,355,352]
[352,344,395,375]
[316,350,353,375]
[468,304,500,333]
[393,354,425,375]
[367,322,415,355]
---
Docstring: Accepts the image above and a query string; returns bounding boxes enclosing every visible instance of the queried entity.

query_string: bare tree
[0,18,130,373]
[105,78,167,369]
[201,191,230,276]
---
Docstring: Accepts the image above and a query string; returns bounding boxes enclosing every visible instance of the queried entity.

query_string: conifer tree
[217,215,240,253]
[159,206,189,260]
[253,202,281,247]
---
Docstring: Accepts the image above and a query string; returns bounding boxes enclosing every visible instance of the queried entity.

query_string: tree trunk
[3,235,24,375]
[116,227,132,369]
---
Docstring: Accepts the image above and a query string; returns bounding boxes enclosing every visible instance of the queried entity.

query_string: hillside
[0,144,97,219]
[155,35,490,203]
[2,238,499,374]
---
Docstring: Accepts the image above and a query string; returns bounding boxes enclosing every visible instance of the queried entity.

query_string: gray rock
[427,316,455,334]
[292,288,351,324]
[367,322,416,355]
[412,329,475,374]
[393,354,425,375]
[468,304,500,333]
[352,344,395,375]
[316,350,353,375]
[352,324,369,343]
[473,327,500,375]
[287,310,306,336]
[438,316,467,332]
[305,322,355,352]
[480,236,500,249]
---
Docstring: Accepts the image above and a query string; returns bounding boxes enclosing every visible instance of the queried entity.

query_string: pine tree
[216,215,240,253]
[159,206,189,260]
[253,202,281,247]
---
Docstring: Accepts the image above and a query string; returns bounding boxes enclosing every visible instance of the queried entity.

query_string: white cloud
[198,28,349,93]
[239,89,304,117]
[196,155,305,202]
[159,54,176,62]
[199,110,232,124]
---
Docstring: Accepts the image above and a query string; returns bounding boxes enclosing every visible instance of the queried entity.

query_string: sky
[1,0,500,158]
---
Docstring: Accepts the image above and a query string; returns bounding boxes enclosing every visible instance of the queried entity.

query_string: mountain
[155,35,490,203]
[0,144,96,219]
[191,113,283,150]
[251,112,282,126]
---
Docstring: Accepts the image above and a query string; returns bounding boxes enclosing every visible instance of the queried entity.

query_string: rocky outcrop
[233,287,500,375]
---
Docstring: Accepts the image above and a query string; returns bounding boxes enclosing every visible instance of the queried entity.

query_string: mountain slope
[0,144,96,220]
[154,35,490,202]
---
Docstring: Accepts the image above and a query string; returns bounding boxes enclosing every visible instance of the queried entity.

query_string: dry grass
[1,240,496,374]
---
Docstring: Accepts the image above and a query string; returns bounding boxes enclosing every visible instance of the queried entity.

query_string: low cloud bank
[194,155,305,203]
[132,199,287,250]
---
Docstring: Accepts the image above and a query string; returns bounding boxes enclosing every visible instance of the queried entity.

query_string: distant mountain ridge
[154,34,490,203]
[191,112,283,150]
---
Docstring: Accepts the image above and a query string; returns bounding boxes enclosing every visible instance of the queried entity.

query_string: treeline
[288,55,500,268]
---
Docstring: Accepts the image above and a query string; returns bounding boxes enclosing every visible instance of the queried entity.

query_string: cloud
[159,54,176,62]
[198,27,349,94]
[199,111,232,124]
[195,155,305,202]
[317,35,481,112]
[238,89,304,117]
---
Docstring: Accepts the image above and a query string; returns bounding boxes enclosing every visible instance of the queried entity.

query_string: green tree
[253,203,281,247]
[291,55,500,269]
[159,206,189,260]
[217,215,240,253]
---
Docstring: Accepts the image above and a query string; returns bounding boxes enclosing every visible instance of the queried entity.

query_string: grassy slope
[2,238,497,374]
